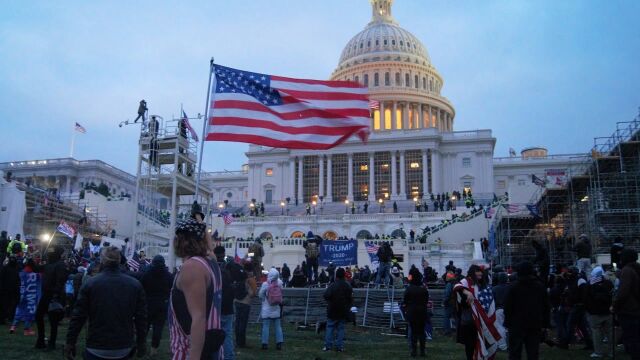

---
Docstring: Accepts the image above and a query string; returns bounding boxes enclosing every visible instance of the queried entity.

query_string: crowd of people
[2,214,640,360]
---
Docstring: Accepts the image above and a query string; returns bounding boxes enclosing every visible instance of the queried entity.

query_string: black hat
[176,217,206,239]
[191,201,205,220]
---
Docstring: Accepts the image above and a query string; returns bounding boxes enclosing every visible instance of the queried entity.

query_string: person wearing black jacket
[140,255,173,356]
[531,240,550,284]
[613,249,640,359]
[404,268,429,357]
[0,255,20,325]
[35,245,68,351]
[323,268,353,352]
[561,267,593,350]
[64,246,147,360]
[504,261,551,360]
[375,242,394,286]
[281,263,291,287]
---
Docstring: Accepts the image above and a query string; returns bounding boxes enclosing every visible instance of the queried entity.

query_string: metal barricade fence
[247,284,446,329]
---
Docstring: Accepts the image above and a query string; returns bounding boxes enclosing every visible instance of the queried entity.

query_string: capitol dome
[331,0,455,133]
[337,1,431,68]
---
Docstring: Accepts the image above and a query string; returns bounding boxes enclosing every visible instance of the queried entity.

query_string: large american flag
[454,278,501,359]
[206,64,370,150]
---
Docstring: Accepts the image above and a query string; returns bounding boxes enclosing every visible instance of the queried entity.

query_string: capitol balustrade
[229,210,443,224]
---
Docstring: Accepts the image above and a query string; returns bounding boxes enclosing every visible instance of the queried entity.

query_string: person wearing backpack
[375,242,394,286]
[304,240,320,284]
[323,268,353,352]
[585,266,613,358]
[259,268,284,350]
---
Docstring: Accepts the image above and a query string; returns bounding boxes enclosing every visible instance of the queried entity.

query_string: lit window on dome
[360,164,369,171]
[265,168,274,176]
[410,162,420,169]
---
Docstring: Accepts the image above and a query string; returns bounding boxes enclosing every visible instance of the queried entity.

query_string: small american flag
[504,204,520,213]
[206,64,370,150]
[57,220,76,239]
[364,241,380,268]
[369,100,380,110]
[221,211,234,225]
[532,174,546,187]
[181,110,199,141]
[75,122,86,134]
[127,258,140,272]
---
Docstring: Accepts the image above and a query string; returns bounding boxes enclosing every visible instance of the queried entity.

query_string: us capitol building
[195,0,582,269]
[0,0,585,272]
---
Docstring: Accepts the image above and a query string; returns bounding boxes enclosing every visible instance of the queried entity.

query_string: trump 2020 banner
[320,240,358,267]
[14,272,41,322]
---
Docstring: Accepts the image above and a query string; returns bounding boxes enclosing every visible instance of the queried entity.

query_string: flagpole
[195,58,215,202]
[70,126,76,158]
[42,230,58,257]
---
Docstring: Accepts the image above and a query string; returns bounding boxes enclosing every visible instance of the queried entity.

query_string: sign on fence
[320,239,358,266]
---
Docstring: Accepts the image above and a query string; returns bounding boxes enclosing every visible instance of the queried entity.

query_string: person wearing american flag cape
[454,265,501,360]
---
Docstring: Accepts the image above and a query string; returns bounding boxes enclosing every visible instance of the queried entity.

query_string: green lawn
[1,320,629,360]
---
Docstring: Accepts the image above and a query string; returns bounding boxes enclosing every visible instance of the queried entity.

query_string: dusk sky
[1,0,639,174]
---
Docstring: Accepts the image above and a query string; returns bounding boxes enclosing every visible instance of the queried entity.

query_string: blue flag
[319,240,358,267]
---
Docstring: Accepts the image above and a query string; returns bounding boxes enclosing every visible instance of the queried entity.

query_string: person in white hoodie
[259,268,284,350]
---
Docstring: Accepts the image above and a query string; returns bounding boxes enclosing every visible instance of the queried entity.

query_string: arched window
[360,42,363,49]
[376,39,379,46]
[415,75,419,89]
[400,40,404,46]
[429,78,433,91]
[364,74,369,86]
[390,229,406,239]
[422,77,426,90]
[374,73,380,86]
[355,75,359,84]
[291,231,305,238]
[367,40,371,47]
[384,72,390,86]
[405,73,410,87]
[323,231,338,240]
[259,232,273,240]
[392,39,396,45]
[395,72,401,86]
[356,230,373,239]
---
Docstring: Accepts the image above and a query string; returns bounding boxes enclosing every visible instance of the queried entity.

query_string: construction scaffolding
[495,109,640,268]
[131,114,210,268]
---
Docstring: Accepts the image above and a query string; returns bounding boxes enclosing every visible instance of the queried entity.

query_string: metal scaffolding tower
[131,115,210,269]
[495,109,640,268]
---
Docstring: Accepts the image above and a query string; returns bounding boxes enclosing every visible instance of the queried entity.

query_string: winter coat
[504,276,550,330]
[259,268,283,319]
[323,278,353,321]
[613,262,640,316]
[403,284,429,324]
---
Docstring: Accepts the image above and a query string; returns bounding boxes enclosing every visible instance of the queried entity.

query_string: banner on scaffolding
[545,169,567,189]
[320,239,358,267]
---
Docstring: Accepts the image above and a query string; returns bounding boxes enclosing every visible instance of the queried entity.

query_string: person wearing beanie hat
[404,267,429,357]
[140,255,173,356]
[585,265,613,358]
[322,267,353,352]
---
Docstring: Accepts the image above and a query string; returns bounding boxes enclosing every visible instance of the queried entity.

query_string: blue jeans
[221,314,234,359]
[325,319,345,350]
[442,305,453,334]
[261,318,283,345]
[375,262,391,285]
